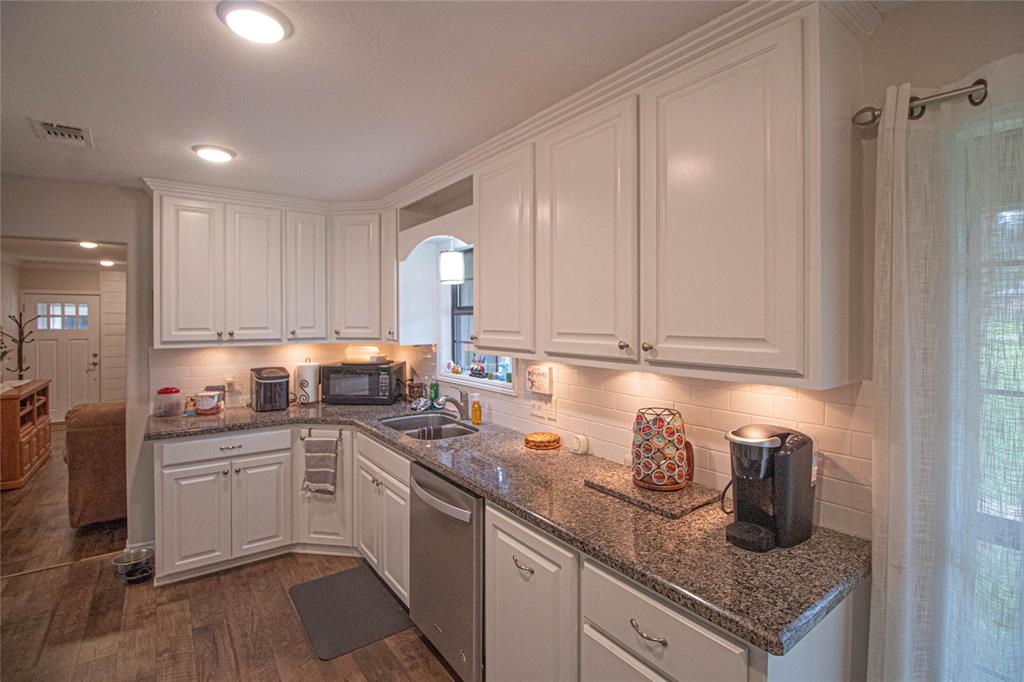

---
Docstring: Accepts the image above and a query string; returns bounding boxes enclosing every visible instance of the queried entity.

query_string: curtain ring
[908,96,926,120]
[968,79,988,106]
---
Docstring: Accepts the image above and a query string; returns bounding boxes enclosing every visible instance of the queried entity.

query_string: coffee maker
[724,424,814,552]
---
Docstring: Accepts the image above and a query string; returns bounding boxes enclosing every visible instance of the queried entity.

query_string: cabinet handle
[629,618,668,647]
[618,340,630,350]
[218,444,242,451]
[234,467,241,473]
[641,342,654,352]
[511,554,535,575]
[221,469,229,476]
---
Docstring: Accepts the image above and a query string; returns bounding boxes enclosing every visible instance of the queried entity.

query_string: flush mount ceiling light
[192,145,237,163]
[217,1,293,44]
[99,260,115,267]
[439,239,465,285]
[79,241,98,249]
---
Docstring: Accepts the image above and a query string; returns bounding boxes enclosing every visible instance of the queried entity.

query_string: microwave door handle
[410,476,472,524]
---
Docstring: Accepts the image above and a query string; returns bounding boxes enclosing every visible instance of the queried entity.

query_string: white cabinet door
[581,624,667,682]
[224,204,282,342]
[231,451,292,558]
[640,19,804,374]
[295,431,353,547]
[473,145,535,353]
[485,505,577,682]
[328,213,381,340]
[355,454,381,570]
[537,97,638,361]
[159,195,224,343]
[160,460,232,574]
[285,211,328,340]
[379,470,410,605]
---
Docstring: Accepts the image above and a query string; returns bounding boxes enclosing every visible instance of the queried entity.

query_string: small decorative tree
[2,308,39,380]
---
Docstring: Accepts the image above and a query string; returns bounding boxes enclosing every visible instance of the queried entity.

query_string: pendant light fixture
[438,239,465,285]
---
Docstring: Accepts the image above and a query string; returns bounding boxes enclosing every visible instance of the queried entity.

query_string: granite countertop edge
[145,408,871,655]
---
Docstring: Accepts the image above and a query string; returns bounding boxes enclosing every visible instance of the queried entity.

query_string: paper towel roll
[295,360,319,404]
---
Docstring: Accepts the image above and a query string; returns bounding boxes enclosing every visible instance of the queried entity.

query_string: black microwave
[320,361,405,405]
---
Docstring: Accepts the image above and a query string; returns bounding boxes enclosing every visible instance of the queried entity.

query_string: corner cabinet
[328,213,382,340]
[473,145,535,353]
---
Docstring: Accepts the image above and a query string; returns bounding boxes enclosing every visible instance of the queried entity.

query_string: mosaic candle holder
[632,407,694,491]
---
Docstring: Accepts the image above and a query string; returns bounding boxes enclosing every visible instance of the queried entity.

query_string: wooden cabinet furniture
[329,213,382,340]
[473,145,536,354]
[485,504,578,682]
[225,203,283,342]
[537,96,639,361]
[353,433,410,605]
[155,429,293,580]
[1,380,51,490]
[285,211,328,341]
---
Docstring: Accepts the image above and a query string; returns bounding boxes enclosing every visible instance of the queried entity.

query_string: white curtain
[870,54,1024,681]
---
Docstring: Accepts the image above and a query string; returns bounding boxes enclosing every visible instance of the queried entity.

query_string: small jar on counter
[470,392,482,425]
[153,387,183,417]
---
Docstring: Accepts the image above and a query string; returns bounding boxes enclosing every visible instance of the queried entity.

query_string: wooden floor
[1,428,128,577]
[0,552,456,681]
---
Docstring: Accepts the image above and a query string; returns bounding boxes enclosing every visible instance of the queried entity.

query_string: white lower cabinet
[485,504,578,682]
[159,459,233,574]
[581,623,666,682]
[294,430,354,548]
[232,451,292,558]
[353,434,410,605]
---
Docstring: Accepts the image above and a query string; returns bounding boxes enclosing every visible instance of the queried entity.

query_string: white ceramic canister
[295,357,320,404]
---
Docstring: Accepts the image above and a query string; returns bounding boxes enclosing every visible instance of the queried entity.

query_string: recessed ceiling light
[80,241,98,249]
[192,145,237,163]
[217,1,292,44]
[99,260,115,267]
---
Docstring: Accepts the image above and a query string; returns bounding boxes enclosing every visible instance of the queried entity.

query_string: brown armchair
[65,401,127,528]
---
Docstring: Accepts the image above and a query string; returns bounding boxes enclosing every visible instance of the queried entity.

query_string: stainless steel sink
[381,413,479,440]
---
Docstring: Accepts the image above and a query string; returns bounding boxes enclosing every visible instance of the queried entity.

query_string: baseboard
[290,544,361,557]
[124,540,155,551]
[153,542,362,586]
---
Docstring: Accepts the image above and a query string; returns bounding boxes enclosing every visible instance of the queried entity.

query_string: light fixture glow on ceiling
[217,2,293,44]
[439,241,465,286]
[192,145,237,163]
[79,241,98,249]
[99,260,115,267]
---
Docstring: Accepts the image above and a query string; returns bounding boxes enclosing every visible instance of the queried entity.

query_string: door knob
[617,340,630,350]
[641,342,654,352]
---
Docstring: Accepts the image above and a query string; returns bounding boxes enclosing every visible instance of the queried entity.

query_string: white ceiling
[1,1,739,201]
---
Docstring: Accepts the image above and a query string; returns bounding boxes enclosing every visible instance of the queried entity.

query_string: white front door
[20,293,101,421]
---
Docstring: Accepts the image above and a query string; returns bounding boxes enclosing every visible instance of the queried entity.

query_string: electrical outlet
[530,400,546,418]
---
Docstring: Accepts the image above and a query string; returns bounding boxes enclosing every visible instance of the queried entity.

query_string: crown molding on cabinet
[823,1,882,41]
[381,0,823,210]
[142,178,385,214]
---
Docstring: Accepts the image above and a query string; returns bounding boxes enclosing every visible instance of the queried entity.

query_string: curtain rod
[852,79,988,126]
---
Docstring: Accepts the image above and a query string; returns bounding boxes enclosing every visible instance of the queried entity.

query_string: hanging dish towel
[302,436,338,500]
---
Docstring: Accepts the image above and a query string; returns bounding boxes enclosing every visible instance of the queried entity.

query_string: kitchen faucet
[434,388,470,420]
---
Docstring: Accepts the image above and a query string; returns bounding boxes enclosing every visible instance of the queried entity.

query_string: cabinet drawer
[354,433,409,484]
[160,429,292,466]
[581,561,747,682]
[581,623,667,682]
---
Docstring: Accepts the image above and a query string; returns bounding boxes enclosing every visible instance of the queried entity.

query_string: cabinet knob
[289,329,296,336]
[470,335,478,341]
[216,330,223,337]
[617,340,630,350]
[334,329,341,336]
[387,329,394,338]
[641,342,654,352]
[234,467,241,474]
[221,469,229,476]
[228,330,234,337]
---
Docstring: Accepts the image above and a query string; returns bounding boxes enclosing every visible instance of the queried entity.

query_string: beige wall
[1,173,152,545]
[18,266,101,292]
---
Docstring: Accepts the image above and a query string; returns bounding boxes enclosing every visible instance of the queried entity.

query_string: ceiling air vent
[30,119,94,147]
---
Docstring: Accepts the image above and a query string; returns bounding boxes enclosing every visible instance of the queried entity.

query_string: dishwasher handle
[410,475,473,524]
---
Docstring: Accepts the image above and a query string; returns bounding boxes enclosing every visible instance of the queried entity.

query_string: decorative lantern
[632,407,694,491]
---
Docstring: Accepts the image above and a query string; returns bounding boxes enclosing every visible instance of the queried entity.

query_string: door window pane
[78,304,89,316]
[36,303,46,315]
[77,316,88,329]
[49,304,61,316]
[36,317,48,330]
[50,316,62,330]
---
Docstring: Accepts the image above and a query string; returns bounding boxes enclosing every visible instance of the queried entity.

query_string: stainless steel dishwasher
[409,463,484,682]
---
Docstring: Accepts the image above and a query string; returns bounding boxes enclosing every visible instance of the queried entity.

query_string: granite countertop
[146,404,872,655]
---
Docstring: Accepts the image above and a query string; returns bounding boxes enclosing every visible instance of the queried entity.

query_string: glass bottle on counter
[428,376,440,403]
[470,393,482,425]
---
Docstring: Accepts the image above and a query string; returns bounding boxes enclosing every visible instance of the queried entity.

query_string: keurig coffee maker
[724,424,814,552]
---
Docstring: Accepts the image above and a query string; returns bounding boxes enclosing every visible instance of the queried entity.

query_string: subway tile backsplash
[151,345,873,539]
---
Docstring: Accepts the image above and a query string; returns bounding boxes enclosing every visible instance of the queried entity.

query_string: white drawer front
[582,561,747,682]
[581,623,668,682]
[354,432,409,484]
[159,429,292,466]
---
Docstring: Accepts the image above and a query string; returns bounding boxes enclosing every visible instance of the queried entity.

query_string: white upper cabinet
[537,97,638,361]
[328,213,382,340]
[639,19,804,375]
[285,211,328,340]
[473,145,535,353]
[225,204,282,342]
[159,196,224,343]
